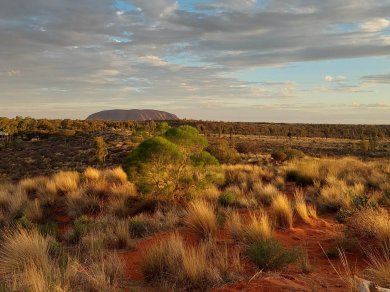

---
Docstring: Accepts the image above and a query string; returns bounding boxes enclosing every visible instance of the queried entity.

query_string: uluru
[86,109,179,121]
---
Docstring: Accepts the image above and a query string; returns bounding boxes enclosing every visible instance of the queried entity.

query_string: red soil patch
[119,213,368,291]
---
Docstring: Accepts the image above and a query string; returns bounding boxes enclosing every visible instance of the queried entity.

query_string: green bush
[246,238,300,270]
[218,191,236,206]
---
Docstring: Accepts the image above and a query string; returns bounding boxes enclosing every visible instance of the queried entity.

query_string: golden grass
[0,228,58,291]
[294,189,311,223]
[253,183,279,206]
[365,246,390,288]
[199,185,220,202]
[25,199,43,223]
[52,171,80,194]
[103,167,128,185]
[83,167,101,181]
[347,208,390,245]
[142,233,241,290]
[184,200,217,239]
[307,204,317,219]
[244,211,272,243]
[271,193,293,229]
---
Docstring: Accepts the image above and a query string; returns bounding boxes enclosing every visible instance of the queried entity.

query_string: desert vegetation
[0,123,390,291]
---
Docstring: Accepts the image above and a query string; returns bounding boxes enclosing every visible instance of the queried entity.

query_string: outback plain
[0,118,390,291]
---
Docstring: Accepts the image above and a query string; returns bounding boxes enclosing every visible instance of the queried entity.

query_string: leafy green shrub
[246,238,300,270]
[218,191,236,206]
[351,194,378,210]
[207,140,240,164]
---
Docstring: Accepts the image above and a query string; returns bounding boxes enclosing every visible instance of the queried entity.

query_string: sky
[0,0,389,123]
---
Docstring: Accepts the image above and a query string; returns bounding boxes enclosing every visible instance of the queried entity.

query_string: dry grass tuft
[294,189,311,223]
[253,183,279,206]
[184,200,217,240]
[347,208,390,245]
[103,167,128,185]
[271,193,293,229]
[365,246,390,288]
[83,167,101,181]
[244,211,273,244]
[52,171,80,194]
[142,233,241,290]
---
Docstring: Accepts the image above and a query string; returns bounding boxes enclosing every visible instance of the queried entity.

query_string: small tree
[94,136,108,165]
[124,126,219,199]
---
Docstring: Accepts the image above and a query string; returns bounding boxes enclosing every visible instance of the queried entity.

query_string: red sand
[118,212,368,291]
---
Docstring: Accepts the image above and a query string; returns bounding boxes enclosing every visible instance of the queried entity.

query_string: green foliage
[218,191,236,206]
[164,125,207,152]
[124,126,219,198]
[190,151,219,167]
[246,238,300,270]
[207,140,240,164]
[14,215,33,230]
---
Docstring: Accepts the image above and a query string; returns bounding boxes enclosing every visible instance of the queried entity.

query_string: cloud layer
[0,0,389,122]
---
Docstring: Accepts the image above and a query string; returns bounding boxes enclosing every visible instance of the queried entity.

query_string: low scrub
[184,200,217,240]
[271,194,293,229]
[246,238,300,270]
[294,189,311,223]
[142,234,241,290]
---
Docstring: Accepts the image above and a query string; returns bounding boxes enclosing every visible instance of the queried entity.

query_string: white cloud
[324,75,333,82]
[360,18,390,32]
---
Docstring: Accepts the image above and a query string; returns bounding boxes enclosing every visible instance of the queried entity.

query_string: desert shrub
[243,212,272,244]
[253,183,278,206]
[52,171,80,194]
[346,208,390,245]
[142,233,185,283]
[83,167,101,181]
[128,214,158,238]
[184,200,217,240]
[271,150,287,162]
[284,148,305,160]
[294,189,311,223]
[190,151,219,167]
[124,126,217,199]
[198,185,220,202]
[38,221,58,237]
[271,194,293,229]
[285,160,319,186]
[142,234,241,290]
[207,140,240,164]
[0,228,63,291]
[103,167,128,186]
[25,199,43,223]
[246,238,300,270]
[365,246,390,288]
[218,190,236,206]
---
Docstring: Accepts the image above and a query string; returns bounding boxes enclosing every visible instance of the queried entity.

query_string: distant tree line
[1,117,389,140]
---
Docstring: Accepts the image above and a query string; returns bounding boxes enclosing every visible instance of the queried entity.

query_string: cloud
[324,75,333,81]
[0,0,389,121]
[361,73,390,84]
[360,18,390,32]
